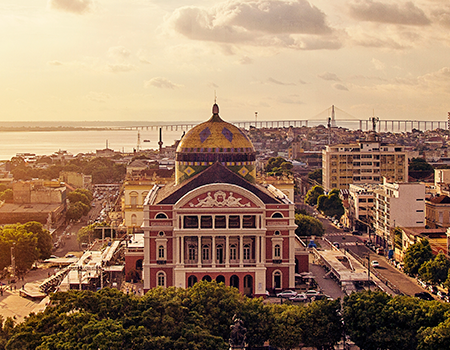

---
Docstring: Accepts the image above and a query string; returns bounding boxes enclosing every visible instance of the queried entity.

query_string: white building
[373,178,425,250]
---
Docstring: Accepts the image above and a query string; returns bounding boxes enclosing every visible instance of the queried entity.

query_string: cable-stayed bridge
[115,105,448,133]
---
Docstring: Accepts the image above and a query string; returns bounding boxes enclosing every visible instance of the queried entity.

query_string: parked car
[305,290,320,297]
[371,260,380,268]
[437,290,447,299]
[276,290,298,298]
[313,294,333,301]
[417,278,428,289]
[289,293,308,302]
[333,242,340,249]
[352,230,361,235]
[376,247,384,255]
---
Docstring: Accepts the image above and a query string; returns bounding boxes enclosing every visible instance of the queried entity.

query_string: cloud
[48,0,94,15]
[108,46,131,60]
[86,91,111,103]
[267,77,296,86]
[276,94,304,104]
[47,60,63,66]
[333,83,349,91]
[349,0,431,26]
[238,56,253,65]
[318,72,341,81]
[165,0,338,50]
[371,58,385,70]
[137,49,151,64]
[106,63,137,73]
[144,77,181,89]
[431,7,450,29]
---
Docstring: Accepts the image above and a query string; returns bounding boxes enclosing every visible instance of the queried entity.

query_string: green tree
[418,318,450,350]
[67,191,90,206]
[317,190,344,219]
[66,202,88,222]
[265,157,293,176]
[403,239,434,276]
[0,189,13,202]
[409,158,434,180]
[268,304,305,350]
[304,185,324,206]
[302,299,343,350]
[22,222,53,260]
[419,252,450,285]
[295,213,325,237]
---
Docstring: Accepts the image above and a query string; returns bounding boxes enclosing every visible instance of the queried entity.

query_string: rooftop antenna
[137,130,141,152]
[327,117,331,144]
[255,111,258,127]
[158,127,163,153]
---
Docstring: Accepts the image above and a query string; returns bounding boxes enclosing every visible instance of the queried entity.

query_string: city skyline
[2,0,450,123]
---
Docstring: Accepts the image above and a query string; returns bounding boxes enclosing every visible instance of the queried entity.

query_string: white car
[305,290,320,297]
[371,260,380,268]
[276,290,298,298]
[289,293,308,302]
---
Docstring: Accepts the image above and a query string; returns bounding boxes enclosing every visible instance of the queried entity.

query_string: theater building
[141,104,304,296]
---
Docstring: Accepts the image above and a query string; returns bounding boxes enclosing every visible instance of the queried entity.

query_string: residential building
[425,195,450,229]
[346,184,375,233]
[373,178,425,251]
[322,135,408,191]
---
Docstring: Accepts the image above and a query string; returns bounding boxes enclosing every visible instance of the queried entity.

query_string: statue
[229,314,247,349]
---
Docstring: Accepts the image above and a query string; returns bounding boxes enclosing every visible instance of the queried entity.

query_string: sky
[1,0,450,123]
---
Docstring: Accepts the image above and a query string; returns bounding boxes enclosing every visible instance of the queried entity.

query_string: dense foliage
[304,185,324,206]
[317,189,345,219]
[66,189,94,222]
[409,158,434,180]
[0,222,52,275]
[403,239,434,276]
[295,213,325,237]
[265,157,293,176]
[307,169,322,185]
[2,286,450,350]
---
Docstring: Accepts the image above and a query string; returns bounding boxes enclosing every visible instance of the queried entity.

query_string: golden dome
[176,104,255,152]
[175,104,256,184]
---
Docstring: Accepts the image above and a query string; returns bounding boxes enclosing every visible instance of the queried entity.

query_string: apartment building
[373,179,425,250]
[322,136,408,191]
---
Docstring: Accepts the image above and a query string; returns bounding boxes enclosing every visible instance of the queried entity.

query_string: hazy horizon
[2,0,450,123]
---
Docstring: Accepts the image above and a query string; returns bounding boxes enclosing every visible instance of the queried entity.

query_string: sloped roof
[429,195,450,204]
[155,162,281,205]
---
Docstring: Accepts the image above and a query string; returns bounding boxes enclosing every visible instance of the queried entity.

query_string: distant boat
[143,139,151,142]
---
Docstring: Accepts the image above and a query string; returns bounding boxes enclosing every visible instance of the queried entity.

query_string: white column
[212,235,216,268]
[197,236,202,267]
[261,235,266,263]
[181,236,184,266]
[225,235,230,268]
[239,235,244,267]
[256,235,260,264]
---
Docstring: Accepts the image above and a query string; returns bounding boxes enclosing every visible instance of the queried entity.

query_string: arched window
[188,245,197,261]
[202,244,210,261]
[272,212,284,218]
[230,244,237,261]
[230,275,239,289]
[135,259,143,270]
[155,213,168,219]
[157,271,166,287]
[243,244,251,260]
[158,245,165,259]
[188,275,197,287]
[131,214,137,226]
[274,244,281,258]
[273,271,282,289]
[202,275,212,282]
[216,275,225,284]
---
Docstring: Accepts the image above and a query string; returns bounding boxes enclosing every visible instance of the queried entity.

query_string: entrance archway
[216,275,225,284]
[188,275,197,288]
[230,275,239,289]
[243,275,253,296]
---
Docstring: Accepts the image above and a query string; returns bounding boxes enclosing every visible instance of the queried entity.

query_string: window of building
[216,244,224,264]
[130,192,138,206]
[131,214,137,226]
[273,271,281,289]
[188,245,197,261]
[158,245,165,259]
[271,212,283,218]
[201,216,213,229]
[243,244,251,260]
[274,244,281,258]
[228,215,240,228]
[230,244,237,260]
[157,271,166,287]
[274,230,280,235]
[243,215,256,228]
[202,244,210,260]
[158,231,165,237]
[155,213,168,219]
[215,215,226,228]
[184,216,198,229]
